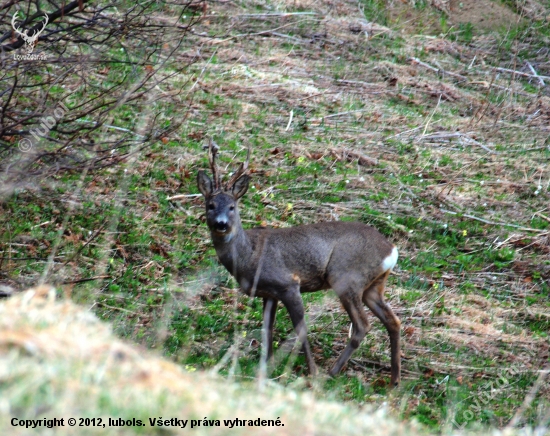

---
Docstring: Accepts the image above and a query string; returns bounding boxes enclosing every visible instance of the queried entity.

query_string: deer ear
[231,174,250,200]
[197,170,213,197]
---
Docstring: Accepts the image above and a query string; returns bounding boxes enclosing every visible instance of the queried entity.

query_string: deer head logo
[12,11,49,54]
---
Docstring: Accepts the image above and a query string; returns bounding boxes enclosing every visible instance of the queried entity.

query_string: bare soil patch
[449,0,522,30]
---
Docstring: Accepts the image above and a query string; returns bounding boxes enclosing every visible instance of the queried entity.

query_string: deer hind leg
[362,271,401,387]
[329,283,371,376]
[279,286,317,376]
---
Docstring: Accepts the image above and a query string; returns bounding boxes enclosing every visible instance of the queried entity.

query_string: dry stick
[96,302,139,315]
[526,62,546,87]
[285,110,294,131]
[440,209,547,233]
[386,126,423,139]
[421,94,442,137]
[189,48,218,92]
[297,91,341,102]
[166,193,201,200]
[211,18,320,44]
[265,32,307,44]
[494,66,550,82]
[469,80,535,98]
[408,57,468,81]
[421,131,496,154]
[336,79,379,87]
[534,211,550,223]
[322,109,370,120]
[63,275,111,284]
[235,12,318,17]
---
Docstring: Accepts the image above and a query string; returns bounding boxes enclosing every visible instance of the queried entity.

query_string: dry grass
[0,286,543,435]
[0,286,424,435]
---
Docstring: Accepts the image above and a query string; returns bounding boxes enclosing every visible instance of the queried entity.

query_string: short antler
[207,138,221,191]
[225,145,250,190]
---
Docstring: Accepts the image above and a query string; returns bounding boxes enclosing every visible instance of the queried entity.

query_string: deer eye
[229,205,235,211]
[208,204,215,210]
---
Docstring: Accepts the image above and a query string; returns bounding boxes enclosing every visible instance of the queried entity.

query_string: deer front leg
[261,297,277,361]
[259,297,278,383]
[280,285,317,376]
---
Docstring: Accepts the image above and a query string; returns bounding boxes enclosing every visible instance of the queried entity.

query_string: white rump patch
[381,246,398,272]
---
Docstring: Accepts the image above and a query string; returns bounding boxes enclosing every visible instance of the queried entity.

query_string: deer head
[12,11,49,54]
[197,140,250,238]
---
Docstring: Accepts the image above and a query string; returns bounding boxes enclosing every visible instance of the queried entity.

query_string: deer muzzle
[214,217,229,232]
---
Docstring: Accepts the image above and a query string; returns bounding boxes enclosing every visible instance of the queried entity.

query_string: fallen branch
[534,212,550,223]
[323,109,370,120]
[420,131,496,154]
[494,66,550,82]
[211,18,319,44]
[526,62,546,87]
[234,12,318,17]
[409,57,468,81]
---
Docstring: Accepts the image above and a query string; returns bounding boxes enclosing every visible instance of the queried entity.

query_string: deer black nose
[215,220,228,231]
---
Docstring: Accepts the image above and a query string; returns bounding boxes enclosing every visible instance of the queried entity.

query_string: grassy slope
[0,287,425,435]
[1,0,550,432]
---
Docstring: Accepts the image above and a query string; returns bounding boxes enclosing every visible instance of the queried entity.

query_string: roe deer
[197,142,401,386]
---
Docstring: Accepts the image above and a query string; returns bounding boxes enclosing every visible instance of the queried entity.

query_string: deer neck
[211,218,253,274]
